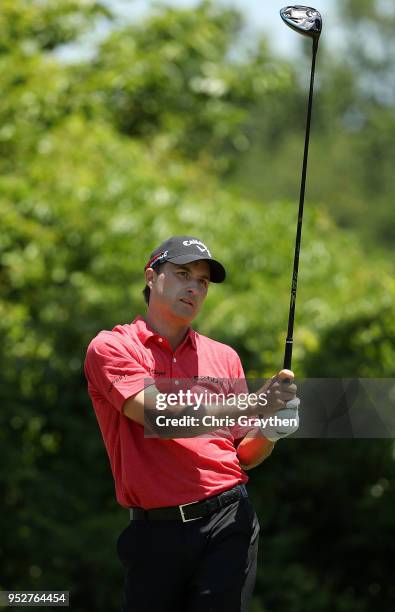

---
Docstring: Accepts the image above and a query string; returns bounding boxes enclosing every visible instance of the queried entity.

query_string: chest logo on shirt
[194,375,220,384]
[149,368,166,376]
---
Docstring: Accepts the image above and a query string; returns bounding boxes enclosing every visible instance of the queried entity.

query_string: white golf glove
[260,398,300,442]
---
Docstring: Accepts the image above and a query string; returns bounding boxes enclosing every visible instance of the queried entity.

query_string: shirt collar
[132,315,197,350]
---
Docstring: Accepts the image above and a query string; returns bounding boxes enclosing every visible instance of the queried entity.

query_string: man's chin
[172,303,198,322]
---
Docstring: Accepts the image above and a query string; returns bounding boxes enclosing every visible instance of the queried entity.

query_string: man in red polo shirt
[84,235,299,612]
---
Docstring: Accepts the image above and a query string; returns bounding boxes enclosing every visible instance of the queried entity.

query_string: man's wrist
[246,391,268,416]
[259,399,300,441]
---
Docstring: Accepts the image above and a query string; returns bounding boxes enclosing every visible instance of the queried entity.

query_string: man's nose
[186,280,201,295]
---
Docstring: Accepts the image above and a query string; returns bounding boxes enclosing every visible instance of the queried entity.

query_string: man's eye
[178,271,187,277]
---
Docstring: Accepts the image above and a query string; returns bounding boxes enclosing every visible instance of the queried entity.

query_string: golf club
[280,5,322,371]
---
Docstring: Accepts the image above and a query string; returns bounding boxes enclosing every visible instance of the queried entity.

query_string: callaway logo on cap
[145,236,226,283]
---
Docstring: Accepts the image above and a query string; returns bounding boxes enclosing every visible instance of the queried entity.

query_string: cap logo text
[183,240,212,257]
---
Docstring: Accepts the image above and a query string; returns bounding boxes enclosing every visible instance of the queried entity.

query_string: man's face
[146,260,210,322]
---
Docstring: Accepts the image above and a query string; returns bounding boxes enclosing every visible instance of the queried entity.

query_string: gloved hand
[260,398,300,442]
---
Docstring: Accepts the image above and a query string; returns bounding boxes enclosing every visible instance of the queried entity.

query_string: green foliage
[304,307,395,377]
[249,437,395,612]
[342,0,395,95]
[1,1,395,611]
[0,0,110,53]
[72,1,291,170]
[231,0,395,248]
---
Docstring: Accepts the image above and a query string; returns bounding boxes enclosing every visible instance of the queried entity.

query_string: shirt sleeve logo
[108,374,129,392]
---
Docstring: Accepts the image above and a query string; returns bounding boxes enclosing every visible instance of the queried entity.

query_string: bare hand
[256,369,297,416]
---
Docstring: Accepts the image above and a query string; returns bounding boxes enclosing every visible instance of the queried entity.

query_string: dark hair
[142,285,150,305]
[142,263,163,305]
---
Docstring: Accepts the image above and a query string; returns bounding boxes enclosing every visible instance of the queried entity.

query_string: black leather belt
[129,484,248,523]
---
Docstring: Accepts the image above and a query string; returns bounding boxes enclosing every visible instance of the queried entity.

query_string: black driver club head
[280,5,322,40]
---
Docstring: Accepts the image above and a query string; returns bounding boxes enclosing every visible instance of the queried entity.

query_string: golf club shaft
[283,38,319,370]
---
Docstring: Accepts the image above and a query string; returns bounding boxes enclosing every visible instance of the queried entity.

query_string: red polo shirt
[84,316,251,509]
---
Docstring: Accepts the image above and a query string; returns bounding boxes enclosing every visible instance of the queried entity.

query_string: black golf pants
[116,495,260,612]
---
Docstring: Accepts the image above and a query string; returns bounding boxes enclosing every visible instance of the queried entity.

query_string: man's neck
[144,311,190,351]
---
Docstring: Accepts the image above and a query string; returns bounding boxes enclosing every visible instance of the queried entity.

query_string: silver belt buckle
[179,500,202,523]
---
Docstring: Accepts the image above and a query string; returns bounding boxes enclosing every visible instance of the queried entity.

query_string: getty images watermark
[155,390,296,429]
[142,378,395,439]
[143,381,298,438]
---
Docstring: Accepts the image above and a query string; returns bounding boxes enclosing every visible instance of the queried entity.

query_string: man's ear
[145,267,155,288]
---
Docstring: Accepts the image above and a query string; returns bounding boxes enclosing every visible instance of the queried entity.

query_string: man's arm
[237,396,301,469]
[122,372,297,438]
[236,434,276,470]
[122,385,261,437]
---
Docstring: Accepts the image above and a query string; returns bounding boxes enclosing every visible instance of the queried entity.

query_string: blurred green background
[1,0,395,610]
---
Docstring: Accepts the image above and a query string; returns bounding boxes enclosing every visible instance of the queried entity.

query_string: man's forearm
[236,434,275,470]
[145,397,267,438]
